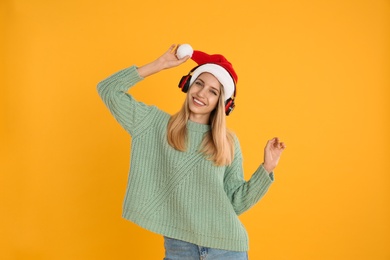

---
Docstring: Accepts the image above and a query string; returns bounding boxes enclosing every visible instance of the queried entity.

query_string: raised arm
[138,44,190,78]
[223,137,286,215]
[97,44,190,135]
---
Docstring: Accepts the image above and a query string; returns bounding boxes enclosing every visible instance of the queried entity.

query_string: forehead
[196,72,222,90]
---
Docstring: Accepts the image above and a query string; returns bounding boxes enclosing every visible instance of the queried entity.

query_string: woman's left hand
[263,137,286,173]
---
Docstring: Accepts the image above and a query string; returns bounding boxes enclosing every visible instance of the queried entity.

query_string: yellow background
[1,0,389,259]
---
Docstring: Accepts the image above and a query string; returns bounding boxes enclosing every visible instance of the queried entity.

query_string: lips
[193,97,206,106]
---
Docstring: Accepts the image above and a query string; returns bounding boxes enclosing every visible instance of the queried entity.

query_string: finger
[270,137,277,143]
[275,142,286,151]
[272,137,279,148]
[176,55,191,64]
[272,138,286,150]
[265,138,274,149]
[169,44,178,53]
[180,55,191,61]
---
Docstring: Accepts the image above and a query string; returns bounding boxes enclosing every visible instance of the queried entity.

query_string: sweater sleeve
[223,137,274,216]
[97,66,153,136]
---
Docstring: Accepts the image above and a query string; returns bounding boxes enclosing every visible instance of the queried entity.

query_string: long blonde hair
[167,87,235,166]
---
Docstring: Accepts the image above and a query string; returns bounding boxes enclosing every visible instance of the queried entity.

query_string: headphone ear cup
[225,98,235,116]
[178,75,191,93]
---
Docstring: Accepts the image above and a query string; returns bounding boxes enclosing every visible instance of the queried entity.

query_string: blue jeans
[163,236,248,260]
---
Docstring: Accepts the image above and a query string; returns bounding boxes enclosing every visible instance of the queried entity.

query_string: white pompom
[176,44,193,59]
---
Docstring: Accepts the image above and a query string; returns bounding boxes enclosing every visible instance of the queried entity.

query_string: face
[187,72,222,124]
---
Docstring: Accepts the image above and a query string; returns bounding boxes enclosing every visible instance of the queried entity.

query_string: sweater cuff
[133,65,144,80]
[118,65,144,89]
[259,164,275,182]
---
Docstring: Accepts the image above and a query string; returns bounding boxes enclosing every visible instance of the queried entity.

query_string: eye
[210,90,218,96]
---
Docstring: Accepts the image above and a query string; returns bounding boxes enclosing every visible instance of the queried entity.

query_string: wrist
[138,59,164,78]
[262,163,274,173]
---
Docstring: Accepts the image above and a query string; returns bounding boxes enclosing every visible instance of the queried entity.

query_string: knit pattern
[97,66,274,251]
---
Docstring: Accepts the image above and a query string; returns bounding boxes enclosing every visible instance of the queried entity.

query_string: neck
[189,113,210,125]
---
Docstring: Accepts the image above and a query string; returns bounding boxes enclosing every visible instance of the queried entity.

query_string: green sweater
[97,66,274,251]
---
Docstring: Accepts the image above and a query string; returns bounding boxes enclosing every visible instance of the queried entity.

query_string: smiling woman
[187,73,222,124]
[2,0,389,259]
[167,49,243,167]
[97,44,286,259]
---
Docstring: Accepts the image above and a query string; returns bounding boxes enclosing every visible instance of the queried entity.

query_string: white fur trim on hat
[189,64,235,101]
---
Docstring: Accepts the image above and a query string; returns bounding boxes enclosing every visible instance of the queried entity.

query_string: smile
[193,98,206,106]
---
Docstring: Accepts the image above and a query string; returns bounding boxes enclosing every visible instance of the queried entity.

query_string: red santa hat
[189,50,237,101]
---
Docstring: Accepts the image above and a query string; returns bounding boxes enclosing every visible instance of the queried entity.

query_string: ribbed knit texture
[97,66,274,251]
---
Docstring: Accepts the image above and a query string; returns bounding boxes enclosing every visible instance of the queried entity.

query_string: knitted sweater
[97,66,274,251]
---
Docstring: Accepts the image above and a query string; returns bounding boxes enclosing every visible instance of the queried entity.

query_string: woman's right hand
[158,44,191,69]
[138,44,190,78]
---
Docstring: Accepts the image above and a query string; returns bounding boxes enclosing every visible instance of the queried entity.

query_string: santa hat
[189,50,237,101]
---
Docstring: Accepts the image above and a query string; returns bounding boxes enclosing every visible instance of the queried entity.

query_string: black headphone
[178,66,236,116]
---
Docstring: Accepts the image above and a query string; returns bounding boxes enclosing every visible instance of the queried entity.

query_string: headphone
[178,66,236,116]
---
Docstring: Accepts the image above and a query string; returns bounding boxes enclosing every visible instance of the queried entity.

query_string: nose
[196,87,207,97]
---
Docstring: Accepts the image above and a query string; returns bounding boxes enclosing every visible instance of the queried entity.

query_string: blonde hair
[167,86,235,166]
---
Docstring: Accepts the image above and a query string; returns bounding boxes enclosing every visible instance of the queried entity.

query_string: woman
[97,44,286,260]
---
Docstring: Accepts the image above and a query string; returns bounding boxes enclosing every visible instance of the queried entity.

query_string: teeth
[194,98,205,106]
